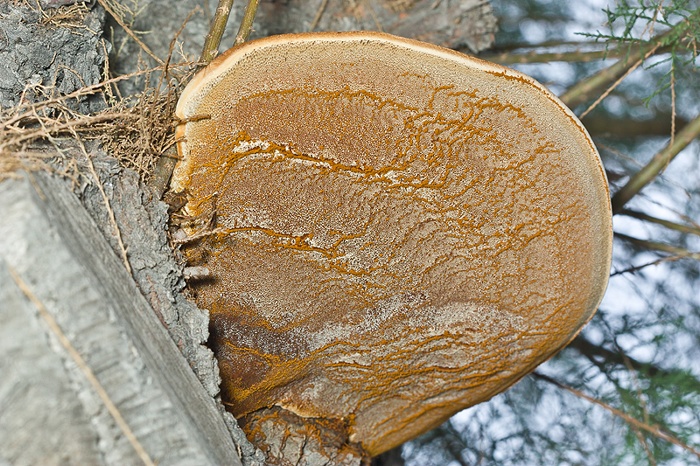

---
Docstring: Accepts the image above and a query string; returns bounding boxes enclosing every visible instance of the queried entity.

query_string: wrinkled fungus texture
[173,32,612,455]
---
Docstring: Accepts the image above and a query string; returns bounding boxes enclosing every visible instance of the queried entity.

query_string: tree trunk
[0,173,249,466]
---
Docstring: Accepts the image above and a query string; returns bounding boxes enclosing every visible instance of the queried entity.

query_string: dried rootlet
[172,32,613,457]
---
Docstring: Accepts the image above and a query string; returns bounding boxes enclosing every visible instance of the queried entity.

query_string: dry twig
[234,0,260,45]
[578,43,662,119]
[611,113,700,213]
[614,233,700,259]
[97,0,164,65]
[620,209,700,237]
[201,0,235,64]
[310,0,329,32]
[533,372,700,460]
[78,133,133,275]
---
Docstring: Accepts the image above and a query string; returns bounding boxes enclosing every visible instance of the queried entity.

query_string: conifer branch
[615,232,700,259]
[560,9,699,109]
[533,372,700,460]
[611,113,700,213]
[620,209,700,237]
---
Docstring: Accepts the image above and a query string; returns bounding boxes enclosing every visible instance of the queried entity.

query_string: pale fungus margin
[171,31,613,459]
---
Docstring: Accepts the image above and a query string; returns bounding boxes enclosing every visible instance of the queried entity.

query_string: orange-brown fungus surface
[172,32,613,456]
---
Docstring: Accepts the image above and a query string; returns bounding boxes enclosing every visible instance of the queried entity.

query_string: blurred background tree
[378,1,700,465]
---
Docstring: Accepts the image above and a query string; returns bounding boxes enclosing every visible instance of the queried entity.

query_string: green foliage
[599,0,698,42]
[588,0,700,105]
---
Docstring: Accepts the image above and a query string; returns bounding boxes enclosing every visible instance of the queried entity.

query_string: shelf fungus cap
[172,32,613,457]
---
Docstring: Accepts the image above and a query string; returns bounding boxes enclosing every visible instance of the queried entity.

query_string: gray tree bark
[0,173,245,466]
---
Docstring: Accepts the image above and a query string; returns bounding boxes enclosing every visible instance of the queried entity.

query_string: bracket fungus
[172,32,613,459]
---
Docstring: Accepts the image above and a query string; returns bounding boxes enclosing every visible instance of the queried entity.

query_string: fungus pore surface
[172,32,613,456]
